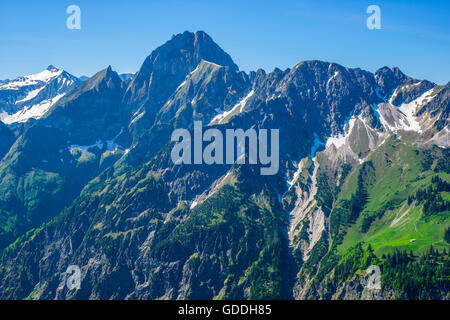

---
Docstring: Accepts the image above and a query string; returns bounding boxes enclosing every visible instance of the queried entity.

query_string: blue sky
[1,0,449,84]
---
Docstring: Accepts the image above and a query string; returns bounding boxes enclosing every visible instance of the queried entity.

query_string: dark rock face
[45,66,127,144]
[250,61,379,133]
[155,61,249,126]
[417,83,449,131]
[389,80,435,106]
[0,121,14,159]
[374,66,413,99]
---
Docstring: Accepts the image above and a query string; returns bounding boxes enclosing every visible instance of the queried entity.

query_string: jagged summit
[163,30,238,70]
[123,31,239,120]
[46,65,61,72]
[136,30,238,81]
[49,66,122,109]
[97,65,120,82]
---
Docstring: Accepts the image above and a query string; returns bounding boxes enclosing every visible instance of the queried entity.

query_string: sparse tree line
[408,176,450,216]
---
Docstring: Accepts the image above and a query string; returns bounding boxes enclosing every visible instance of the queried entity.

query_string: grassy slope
[299,137,449,299]
[335,137,449,256]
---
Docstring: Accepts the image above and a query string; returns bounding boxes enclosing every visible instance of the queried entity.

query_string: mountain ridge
[0,30,448,300]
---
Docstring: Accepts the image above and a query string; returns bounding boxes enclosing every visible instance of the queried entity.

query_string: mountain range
[0,31,448,300]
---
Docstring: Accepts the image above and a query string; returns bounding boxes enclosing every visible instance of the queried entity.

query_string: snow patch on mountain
[378,88,436,134]
[15,87,45,104]
[175,63,204,90]
[0,66,80,124]
[1,93,65,124]
[69,128,125,153]
[209,90,254,125]
[189,169,233,210]
[326,118,357,149]
[0,67,63,90]
[396,88,434,132]
[327,71,339,87]
[287,161,304,191]
[389,81,422,105]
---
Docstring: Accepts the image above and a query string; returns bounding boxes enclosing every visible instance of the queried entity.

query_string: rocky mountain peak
[374,66,415,98]
[123,31,239,121]
[46,65,61,72]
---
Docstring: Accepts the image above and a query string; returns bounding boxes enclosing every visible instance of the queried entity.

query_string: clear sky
[1,0,449,84]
